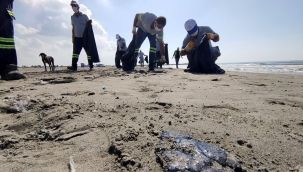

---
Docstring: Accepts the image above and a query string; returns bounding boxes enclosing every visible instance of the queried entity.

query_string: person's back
[117,37,127,51]
[182,26,215,50]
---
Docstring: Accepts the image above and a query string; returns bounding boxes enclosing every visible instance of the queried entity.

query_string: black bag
[188,35,225,74]
[83,20,100,63]
[121,35,137,71]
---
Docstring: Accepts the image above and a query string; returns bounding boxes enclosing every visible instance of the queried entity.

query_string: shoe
[67,66,77,71]
[88,61,94,71]
[2,71,26,80]
[148,68,155,73]
[1,64,26,81]
[184,69,190,72]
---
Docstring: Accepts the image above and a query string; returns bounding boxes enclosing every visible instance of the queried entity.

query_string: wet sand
[0,66,302,171]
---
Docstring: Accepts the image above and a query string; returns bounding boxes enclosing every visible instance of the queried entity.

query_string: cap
[185,19,198,37]
[70,0,79,6]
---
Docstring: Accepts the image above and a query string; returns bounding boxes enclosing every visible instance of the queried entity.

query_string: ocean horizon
[164,60,303,75]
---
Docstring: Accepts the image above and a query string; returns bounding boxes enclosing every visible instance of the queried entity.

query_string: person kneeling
[181,19,225,74]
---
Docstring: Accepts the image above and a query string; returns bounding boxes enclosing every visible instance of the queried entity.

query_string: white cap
[185,19,198,37]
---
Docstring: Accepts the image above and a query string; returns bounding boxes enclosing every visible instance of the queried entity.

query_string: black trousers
[175,57,180,69]
[0,13,17,75]
[115,50,125,68]
[72,37,92,66]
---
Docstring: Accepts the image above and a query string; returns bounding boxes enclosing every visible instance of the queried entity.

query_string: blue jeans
[128,28,157,70]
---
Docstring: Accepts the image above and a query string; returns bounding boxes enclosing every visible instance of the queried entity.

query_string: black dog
[39,53,55,72]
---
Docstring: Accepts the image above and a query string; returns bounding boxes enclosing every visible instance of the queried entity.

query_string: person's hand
[207,33,214,40]
[213,34,219,42]
[180,49,187,56]
[132,27,137,35]
[207,33,219,42]
[160,56,166,64]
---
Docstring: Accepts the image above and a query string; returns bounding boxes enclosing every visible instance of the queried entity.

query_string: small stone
[168,121,172,126]
[282,124,289,128]
[247,144,253,148]
[88,92,95,96]
[237,140,247,146]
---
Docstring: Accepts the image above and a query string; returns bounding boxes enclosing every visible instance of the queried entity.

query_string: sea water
[164,60,303,75]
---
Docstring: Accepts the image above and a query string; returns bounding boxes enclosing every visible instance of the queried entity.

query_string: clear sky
[14,0,303,66]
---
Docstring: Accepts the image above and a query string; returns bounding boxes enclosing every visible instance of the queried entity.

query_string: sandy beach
[0,66,302,172]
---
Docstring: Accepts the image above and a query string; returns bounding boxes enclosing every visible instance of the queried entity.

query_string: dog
[39,53,55,72]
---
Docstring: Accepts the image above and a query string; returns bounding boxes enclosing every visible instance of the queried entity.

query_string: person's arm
[132,14,140,35]
[71,16,75,43]
[181,36,195,56]
[206,27,219,42]
[72,25,75,43]
[157,31,165,57]
[207,33,219,42]
[160,41,165,57]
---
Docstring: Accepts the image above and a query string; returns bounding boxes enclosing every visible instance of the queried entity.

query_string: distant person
[115,34,127,69]
[138,50,146,67]
[0,0,25,80]
[173,47,181,69]
[181,19,224,74]
[122,12,166,72]
[68,0,99,71]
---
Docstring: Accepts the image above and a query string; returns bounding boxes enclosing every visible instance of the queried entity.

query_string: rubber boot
[88,60,93,71]
[67,58,78,71]
[1,64,26,80]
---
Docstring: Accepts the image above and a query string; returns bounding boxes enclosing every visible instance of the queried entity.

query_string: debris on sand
[155,131,245,172]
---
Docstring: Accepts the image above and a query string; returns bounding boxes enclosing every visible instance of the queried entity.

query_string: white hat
[185,19,198,37]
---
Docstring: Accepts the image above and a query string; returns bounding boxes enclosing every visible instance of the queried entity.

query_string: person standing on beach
[68,0,93,71]
[122,12,166,71]
[181,19,224,74]
[138,50,146,67]
[173,47,181,69]
[115,34,127,69]
[0,0,26,80]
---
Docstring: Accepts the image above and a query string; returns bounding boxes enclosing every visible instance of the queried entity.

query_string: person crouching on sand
[181,19,225,74]
[122,12,166,72]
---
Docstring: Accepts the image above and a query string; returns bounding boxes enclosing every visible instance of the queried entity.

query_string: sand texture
[0,66,303,172]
